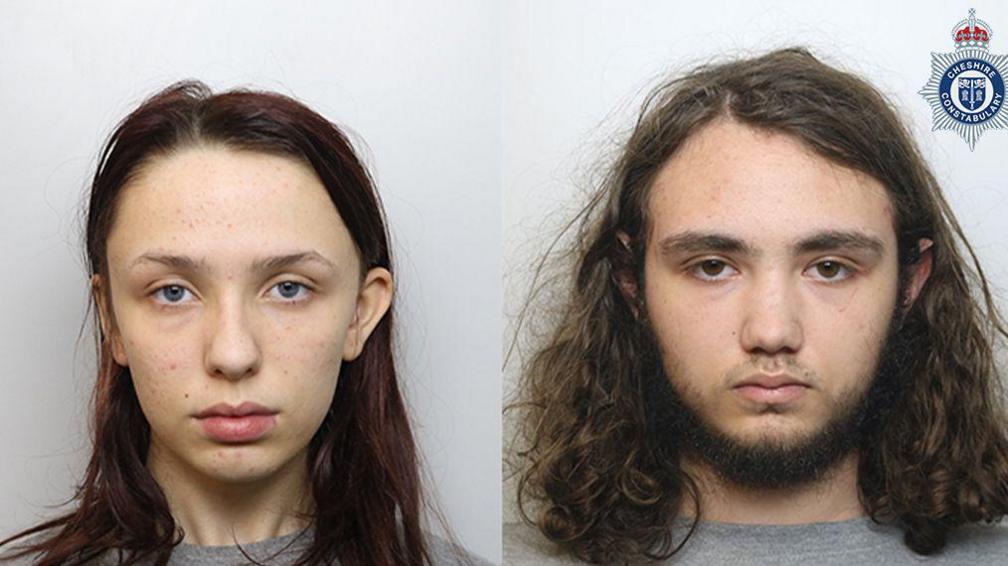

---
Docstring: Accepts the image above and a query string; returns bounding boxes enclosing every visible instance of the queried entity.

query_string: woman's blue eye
[273,281,307,301]
[152,282,308,306]
[156,285,191,304]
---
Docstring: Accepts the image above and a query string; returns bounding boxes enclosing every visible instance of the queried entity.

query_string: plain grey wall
[502,0,1008,523]
[0,1,501,562]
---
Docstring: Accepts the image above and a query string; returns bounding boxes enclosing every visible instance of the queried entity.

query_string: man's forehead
[645,120,897,248]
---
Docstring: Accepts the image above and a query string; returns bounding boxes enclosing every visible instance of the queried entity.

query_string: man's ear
[342,267,394,361]
[613,231,640,316]
[903,238,934,309]
[91,274,129,367]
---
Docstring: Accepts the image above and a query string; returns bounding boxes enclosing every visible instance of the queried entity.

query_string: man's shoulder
[503,522,584,565]
[937,521,1008,562]
[503,518,1008,565]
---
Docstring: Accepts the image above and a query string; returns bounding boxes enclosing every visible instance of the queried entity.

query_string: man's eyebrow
[656,230,886,257]
[792,231,885,256]
[129,250,336,273]
[657,232,757,256]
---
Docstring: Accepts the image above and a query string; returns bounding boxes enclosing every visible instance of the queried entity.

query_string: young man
[506,48,1008,564]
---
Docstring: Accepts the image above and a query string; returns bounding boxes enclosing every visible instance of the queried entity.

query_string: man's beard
[641,307,914,490]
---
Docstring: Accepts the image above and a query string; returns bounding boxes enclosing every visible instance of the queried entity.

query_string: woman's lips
[194,402,278,443]
[197,414,277,443]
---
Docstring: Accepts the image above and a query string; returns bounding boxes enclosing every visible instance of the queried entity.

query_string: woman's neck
[146,439,314,546]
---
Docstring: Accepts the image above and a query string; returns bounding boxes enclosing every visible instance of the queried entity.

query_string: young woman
[1,81,471,565]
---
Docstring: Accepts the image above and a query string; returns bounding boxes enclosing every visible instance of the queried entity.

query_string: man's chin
[718,420,825,450]
[679,411,862,489]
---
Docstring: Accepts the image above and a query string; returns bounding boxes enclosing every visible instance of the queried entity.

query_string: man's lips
[733,374,809,404]
[735,373,809,389]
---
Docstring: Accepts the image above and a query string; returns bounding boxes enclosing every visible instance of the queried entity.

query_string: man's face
[98,147,387,486]
[641,119,902,484]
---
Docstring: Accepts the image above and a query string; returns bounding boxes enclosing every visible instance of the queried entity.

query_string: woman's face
[96,146,391,485]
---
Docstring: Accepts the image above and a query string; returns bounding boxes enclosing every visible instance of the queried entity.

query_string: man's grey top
[3,527,494,565]
[504,517,1008,565]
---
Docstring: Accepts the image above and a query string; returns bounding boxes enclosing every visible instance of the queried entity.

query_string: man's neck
[682,452,865,524]
[147,438,313,546]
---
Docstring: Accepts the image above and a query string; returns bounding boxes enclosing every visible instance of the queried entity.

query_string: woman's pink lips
[197,414,277,443]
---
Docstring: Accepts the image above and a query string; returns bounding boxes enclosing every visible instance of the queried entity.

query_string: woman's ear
[342,267,394,361]
[91,274,129,367]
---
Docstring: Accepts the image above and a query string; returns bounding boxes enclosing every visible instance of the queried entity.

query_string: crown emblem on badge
[953,9,992,50]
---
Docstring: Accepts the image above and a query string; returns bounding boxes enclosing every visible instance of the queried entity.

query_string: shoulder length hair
[1,81,430,566]
[510,47,1008,563]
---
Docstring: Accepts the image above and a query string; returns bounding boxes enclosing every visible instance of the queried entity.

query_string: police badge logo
[920,9,1007,150]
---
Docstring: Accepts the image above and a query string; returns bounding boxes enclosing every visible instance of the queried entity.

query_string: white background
[502,1,1008,523]
[5,0,1008,558]
[0,1,500,562]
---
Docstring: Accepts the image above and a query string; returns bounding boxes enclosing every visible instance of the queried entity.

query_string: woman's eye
[149,282,310,307]
[807,260,852,281]
[270,281,310,302]
[154,284,193,305]
[691,259,737,281]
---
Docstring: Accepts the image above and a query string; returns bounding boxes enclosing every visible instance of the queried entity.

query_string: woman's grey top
[3,527,494,565]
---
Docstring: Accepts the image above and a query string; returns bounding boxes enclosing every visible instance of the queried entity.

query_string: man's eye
[691,259,737,281]
[808,260,852,281]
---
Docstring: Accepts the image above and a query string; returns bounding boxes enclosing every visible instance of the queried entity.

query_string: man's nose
[739,273,804,356]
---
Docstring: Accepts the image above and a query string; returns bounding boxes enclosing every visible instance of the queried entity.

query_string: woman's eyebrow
[129,250,337,273]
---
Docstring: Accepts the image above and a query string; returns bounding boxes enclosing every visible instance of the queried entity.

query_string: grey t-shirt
[504,518,1008,565]
[165,531,491,566]
[4,528,492,565]
[158,528,489,565]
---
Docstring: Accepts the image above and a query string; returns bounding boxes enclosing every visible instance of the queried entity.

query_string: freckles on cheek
[130,343,191,396]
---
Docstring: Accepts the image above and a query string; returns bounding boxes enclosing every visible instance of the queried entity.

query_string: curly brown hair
[508,47,1008,563]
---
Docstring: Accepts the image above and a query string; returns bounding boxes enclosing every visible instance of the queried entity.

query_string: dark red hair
[1,81,430,565]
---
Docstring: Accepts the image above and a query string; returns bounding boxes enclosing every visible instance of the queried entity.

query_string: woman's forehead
[108,147,356,269]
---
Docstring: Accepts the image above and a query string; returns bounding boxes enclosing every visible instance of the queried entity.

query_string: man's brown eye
[816,261,842,278]
[700,260,726,276]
